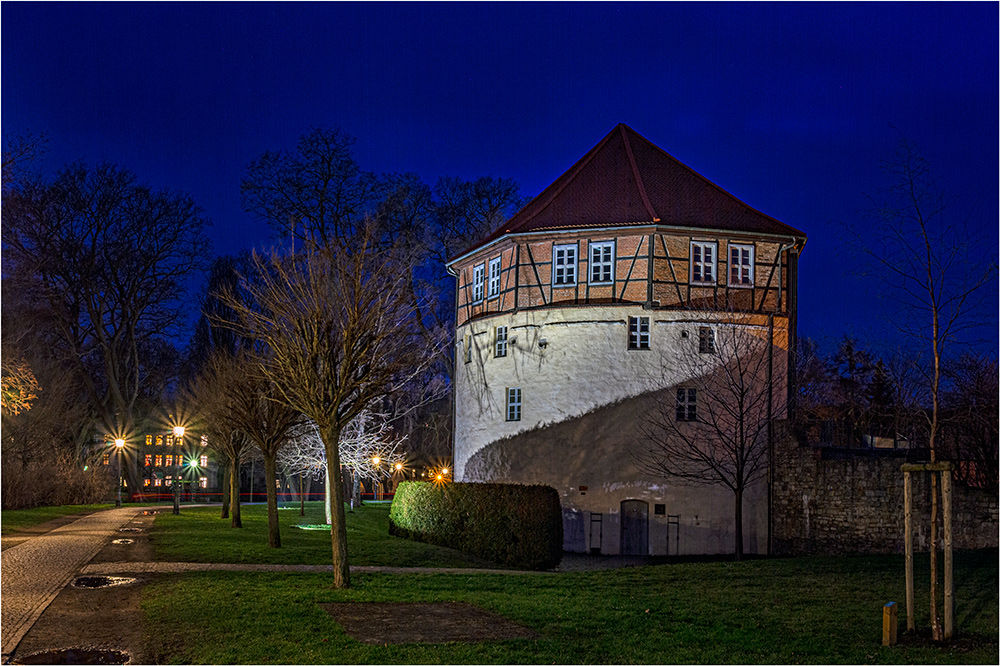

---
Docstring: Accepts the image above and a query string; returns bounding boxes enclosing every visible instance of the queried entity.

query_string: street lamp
[114,438,125,508]
[172,426,185,515]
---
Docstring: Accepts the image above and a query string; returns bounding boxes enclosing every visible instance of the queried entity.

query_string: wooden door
[620,500,648,555]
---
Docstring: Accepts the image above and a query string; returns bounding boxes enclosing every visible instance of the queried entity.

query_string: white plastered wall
[454,304,786,555]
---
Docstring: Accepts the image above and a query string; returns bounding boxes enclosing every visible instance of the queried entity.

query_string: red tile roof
[456,124,806,260]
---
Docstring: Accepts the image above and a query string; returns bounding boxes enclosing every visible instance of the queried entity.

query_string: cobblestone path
[0,507,142,659]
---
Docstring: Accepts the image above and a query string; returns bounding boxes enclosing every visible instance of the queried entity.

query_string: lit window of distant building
[154,478,162,487]
[103,453,110,465]
[200,455,208,467]
[165,455,173,467]
[145,454,152,467]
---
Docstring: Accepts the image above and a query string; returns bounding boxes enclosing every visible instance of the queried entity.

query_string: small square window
[506,387,522,421]
[472,264,485,303]
[154,478,162,487]
[699,327,715,354]
[488,257,502,299]
[589,241,615,284]
[628,316,650,350]
[654,504,666,516]
[691,242,717,284]
[676,388,697,422]
[553,244,577,286]
[495,326,508,358]
[729,244,754,286]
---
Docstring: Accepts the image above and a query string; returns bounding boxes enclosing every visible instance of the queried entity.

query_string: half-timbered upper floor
[447,124,806,328]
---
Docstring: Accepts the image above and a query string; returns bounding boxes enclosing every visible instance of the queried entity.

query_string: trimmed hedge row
[388,481,563,570]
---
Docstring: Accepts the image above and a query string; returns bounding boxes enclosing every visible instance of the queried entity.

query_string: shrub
[389,481,562,570]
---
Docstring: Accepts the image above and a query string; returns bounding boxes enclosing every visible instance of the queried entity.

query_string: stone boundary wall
[773,444,998,555]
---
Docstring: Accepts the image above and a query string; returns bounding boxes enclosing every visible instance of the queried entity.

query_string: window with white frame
[676,388,697,421]
[472,263,485,303]
[698,326,715,354]
[729,243,754,286]
[506,387,522,421]
[552,244,577,286]
[495,326,508,358]
[488,257,502,298]
[628,316,650,350]
[589,241,615,284]
[690,241,717,284]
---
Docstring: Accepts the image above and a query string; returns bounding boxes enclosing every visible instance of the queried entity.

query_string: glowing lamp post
[189,456,199,503]
[172,426,185,515]
[114,438,126,507]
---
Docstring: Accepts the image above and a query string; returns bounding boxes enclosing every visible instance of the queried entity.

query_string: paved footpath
[1,507,142,659]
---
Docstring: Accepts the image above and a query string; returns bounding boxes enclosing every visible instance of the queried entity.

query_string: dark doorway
[620,500,648,555]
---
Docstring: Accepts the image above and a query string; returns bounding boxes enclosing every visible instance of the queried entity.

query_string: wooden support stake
[883,602,898,646]
[903,470,914,632]
[942,469,954,640]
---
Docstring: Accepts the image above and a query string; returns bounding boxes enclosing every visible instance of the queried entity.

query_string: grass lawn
[150,501,496,568]
[0,503,113,535]
[141,549,998,664]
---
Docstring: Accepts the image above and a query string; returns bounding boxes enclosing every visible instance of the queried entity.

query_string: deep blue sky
[3,2,997,355]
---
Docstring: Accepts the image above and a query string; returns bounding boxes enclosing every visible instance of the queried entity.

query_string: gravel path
[81,561,548,576]
[0,507,142,659]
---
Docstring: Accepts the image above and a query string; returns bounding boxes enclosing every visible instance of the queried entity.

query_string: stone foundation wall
[773,445,998,555]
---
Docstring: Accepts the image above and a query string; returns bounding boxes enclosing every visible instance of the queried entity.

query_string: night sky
[3,2,997,355]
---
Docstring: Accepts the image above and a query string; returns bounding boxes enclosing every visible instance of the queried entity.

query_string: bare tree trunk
[263,453,281,548]
[324,473,332,525]
[230,455,242,528]
[734,488,744,561]
[220,463,231,519]
[351,470,361,511]
[299,473,305,516]
[323,426,350,589]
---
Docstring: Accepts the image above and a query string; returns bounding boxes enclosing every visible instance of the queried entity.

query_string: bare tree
[2,162,211,438]
[186,352,255,527]
[633,317,782,560]
[220,223,429,588]
[241,127,380,250]
[279,410,404,520]
[942,354,998,494]
[849,139,997,640]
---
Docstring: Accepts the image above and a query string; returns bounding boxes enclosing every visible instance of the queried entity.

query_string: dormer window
[690,242,717,284]
[552,244,577,287]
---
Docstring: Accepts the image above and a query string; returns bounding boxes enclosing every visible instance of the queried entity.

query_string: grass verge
[141,549,997,664]
[151,502,496,568]
[0,503,113,535]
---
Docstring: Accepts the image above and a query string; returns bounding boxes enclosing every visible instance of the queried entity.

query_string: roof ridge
[620,124,659,223]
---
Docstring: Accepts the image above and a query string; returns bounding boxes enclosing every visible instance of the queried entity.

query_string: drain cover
[111,538,134,545]
[117,527,142,533]
[71,576,136,589]
[15,648,129,664]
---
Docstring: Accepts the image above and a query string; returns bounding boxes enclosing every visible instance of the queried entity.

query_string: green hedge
[389,481,563,570]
